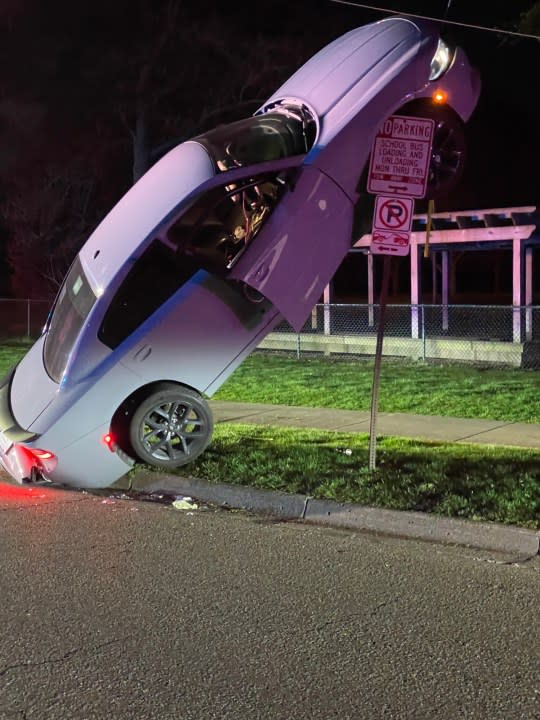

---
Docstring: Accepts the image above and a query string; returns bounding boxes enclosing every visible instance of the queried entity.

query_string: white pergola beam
[353,225,536,249]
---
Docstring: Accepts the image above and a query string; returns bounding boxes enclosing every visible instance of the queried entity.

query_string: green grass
[0,339,32,377]
[157,424,540,529]
[3,343,540,423]
[215,352,540,423]
[3,341,540,527]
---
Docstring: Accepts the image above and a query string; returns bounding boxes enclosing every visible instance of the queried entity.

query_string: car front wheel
[129,384,213,468]
[396,103,467,200]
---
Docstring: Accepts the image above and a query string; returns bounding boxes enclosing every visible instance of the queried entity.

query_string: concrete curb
[130,470,540,558]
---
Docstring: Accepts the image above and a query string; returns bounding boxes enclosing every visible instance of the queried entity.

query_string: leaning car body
[0,17,480,488]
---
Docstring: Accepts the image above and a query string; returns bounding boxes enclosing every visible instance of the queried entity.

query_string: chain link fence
[0,299,51,341]
[259,304,540,369]
[2,299,540,369]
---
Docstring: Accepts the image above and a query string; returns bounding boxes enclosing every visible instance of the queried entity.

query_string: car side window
[98,171,288,349]
[98,241,200,349]
[165,171,288,271]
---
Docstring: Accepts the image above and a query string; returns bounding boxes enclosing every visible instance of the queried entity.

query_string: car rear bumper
[0,432,42,483]
[0,365,134,488]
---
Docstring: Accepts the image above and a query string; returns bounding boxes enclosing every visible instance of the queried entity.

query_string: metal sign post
[366,114,434,470]
[368,254,390,471]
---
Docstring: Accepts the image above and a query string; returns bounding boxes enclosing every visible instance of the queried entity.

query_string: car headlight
[429,39,453,81]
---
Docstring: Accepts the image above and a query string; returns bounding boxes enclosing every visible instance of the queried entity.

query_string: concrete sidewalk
[209,400,540,449]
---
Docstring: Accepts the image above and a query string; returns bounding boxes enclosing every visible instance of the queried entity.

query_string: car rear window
[43,256,97,382]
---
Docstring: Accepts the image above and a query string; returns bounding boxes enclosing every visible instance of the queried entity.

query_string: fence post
[442,251,449,331]
[323,284,332,338]
[296,333,301,359]
[26,299,31,338]
[525,248,533,341]
[421,304,426,361]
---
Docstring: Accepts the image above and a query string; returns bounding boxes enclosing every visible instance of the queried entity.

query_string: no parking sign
[370,194,414,256]
[368,115,435,198]
[368,114,434,257]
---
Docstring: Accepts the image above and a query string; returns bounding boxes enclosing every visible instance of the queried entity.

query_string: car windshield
[43,256,97,382]
[195,107,315,170]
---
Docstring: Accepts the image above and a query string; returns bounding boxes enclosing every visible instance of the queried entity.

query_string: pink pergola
[344,205,538,342]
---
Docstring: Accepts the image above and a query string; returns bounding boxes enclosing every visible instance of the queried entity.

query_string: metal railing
[259,304,540,369]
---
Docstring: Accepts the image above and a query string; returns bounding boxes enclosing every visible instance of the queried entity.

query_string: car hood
[259,17,432,127]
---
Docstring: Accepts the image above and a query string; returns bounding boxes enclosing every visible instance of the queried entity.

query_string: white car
[0,16,480,488]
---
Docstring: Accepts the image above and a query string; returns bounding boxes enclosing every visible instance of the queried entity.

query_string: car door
[229,165,353,331]
[127,155,352,334]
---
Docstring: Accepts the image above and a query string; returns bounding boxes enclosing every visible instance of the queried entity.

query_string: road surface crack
[0,637,128,677]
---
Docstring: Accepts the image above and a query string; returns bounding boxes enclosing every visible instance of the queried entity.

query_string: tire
[129,384,213,469]
[397,104,467,200]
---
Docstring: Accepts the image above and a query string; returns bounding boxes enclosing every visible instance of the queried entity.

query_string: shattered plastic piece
[172,496,199,511]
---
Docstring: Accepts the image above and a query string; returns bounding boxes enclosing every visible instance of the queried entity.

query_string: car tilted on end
[0,16,480,489]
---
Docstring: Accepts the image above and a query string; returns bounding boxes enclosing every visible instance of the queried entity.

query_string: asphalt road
[0,481,538,720]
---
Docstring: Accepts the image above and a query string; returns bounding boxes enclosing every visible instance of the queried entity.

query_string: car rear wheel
[129,384,213,468]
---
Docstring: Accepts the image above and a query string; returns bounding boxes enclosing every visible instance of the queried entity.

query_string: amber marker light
[432,89,448,104]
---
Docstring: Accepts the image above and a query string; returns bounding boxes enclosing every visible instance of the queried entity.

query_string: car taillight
[20,446,58,471]
[23,445,56,465]
[29,449,55,461]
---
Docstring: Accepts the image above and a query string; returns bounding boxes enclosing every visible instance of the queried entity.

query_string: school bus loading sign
[367,115,435,198]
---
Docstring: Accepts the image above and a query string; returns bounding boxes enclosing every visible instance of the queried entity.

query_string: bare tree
[5,167,102,297]
[0,0,330,296]
[518,1,540,34]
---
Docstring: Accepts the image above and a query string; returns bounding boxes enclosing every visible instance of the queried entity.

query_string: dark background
[0,0,538,298]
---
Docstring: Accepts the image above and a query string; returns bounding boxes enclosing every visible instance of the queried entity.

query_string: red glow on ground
[0,479,49,504]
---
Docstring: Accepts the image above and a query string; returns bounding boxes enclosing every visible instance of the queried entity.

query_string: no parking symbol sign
[371,195,414,256]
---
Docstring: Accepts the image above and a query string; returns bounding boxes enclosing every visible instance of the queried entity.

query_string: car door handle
[133,345,152,362]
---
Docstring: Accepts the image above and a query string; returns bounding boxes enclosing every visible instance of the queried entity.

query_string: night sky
[1,0,539,297]
[268,0,540,210]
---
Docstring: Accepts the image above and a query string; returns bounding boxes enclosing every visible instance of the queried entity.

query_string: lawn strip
[162,424,540,529]
[215,353,540,423]
[2,345,540,423]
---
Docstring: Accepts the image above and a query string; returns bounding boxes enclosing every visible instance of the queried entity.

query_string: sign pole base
[368,255,391,471]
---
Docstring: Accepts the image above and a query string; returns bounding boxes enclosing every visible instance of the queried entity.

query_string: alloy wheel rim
[140,400,206,461]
